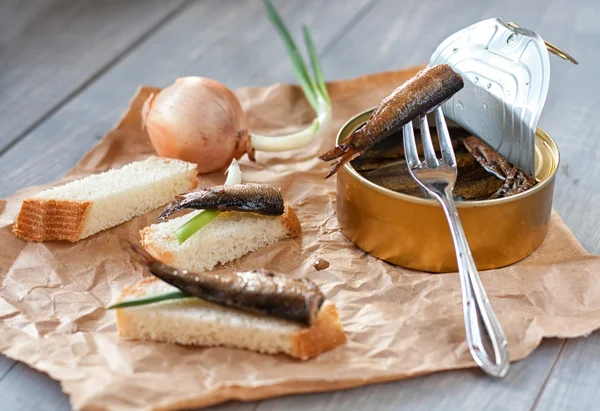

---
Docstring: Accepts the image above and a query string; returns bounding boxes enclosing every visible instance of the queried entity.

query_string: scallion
[251,0,332,152]
[107,291,189,309]
[174,159,242,244]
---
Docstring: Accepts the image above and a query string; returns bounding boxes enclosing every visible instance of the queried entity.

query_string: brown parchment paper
[2,66,600,411]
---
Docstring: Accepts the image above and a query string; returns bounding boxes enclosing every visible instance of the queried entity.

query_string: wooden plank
[0,356,14,381]
[0,0,372,198]
[0,0,188,396]
[254,0,598,409]
[254,340,564,411]
[313,0,600,410]
[0,0,187,155]
[0,363,70,411]
[0,0,597,410]
[504,1,600,408]
[253,1,586,410]
[533,337,599,411]
[0,1,373,410]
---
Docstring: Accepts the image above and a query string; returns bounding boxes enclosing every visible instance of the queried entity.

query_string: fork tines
[403,107,457,170]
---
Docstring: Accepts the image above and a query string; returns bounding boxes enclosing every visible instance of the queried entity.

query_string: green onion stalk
[174,159,242,244]
[251,1,331,152]
[107,291,188,310]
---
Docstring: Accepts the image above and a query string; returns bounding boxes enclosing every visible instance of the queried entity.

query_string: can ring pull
[507,22,579,65]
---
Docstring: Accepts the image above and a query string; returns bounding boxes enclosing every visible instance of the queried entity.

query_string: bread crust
[290,303,347,360]
[115,277,162,337]
[13,198,91,242]
[281,205,302,238]
[139,227,175,265]
[12,157,198,243]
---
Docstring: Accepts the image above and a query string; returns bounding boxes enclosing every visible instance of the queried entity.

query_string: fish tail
[157,208,173,223]
[320,127,367,178]
[157,195,184,222]
[319,143,350,161]
[319,126,365,161]
[324,148,362,179]
[129,243,156,266]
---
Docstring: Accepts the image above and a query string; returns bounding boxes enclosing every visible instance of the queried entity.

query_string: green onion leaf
[252,1,332,152]
[174,159,242,244]
[175,209,220,244]
[263,0,319,112]
[303,25,330,104]
[107,291,189,309]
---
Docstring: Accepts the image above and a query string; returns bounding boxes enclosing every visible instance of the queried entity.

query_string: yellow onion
[141,5,333,175]
[142,77,254,173]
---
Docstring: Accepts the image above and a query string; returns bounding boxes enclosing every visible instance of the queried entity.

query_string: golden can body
[336,109,559,273]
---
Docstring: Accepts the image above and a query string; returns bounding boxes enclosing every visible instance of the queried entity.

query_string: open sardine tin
[335,18,570,273]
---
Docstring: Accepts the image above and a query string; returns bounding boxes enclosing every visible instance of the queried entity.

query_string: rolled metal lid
[429,18,575,176]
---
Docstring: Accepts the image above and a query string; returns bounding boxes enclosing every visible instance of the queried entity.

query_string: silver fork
[403,107,510,377]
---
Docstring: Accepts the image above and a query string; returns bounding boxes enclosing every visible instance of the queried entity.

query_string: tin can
[335,108,559,273]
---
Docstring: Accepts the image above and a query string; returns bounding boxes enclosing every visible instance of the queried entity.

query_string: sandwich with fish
[110,246,346,360]
[139,161,301,272]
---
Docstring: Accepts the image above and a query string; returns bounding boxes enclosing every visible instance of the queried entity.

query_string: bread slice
[140,205,301,272]
[13,156,198,242]
[115,277,347,360]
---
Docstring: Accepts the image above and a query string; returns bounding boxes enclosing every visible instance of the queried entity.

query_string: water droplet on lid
[453,47,458,52]
[487,83,492,89]
[456,101,464,109]
[474,76,479,84]
[483,102,488,109]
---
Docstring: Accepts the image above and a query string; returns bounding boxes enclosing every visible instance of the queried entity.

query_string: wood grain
[0,0,372,198]
[253,340,564,411]
[533,336,599,411]
[0,0,187,155]
[0,363,70,411]
[0,0,187,406]
[0,356,14,380]
[315,2,600,410]
[0,1,371,410]
[0,0,598,410]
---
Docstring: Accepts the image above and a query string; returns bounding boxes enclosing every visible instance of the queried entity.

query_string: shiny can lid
[430,18,551,176]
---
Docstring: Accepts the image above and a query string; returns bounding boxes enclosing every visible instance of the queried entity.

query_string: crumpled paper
[2,66,600,411]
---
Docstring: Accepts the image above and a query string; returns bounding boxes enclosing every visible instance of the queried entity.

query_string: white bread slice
[13,156,198,242]
[115,277,347,360]
[140,205,301,272]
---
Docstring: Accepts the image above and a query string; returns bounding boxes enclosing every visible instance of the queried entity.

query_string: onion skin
[142,77,254,174]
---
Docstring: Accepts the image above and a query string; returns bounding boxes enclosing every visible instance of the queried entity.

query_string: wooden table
[0,0,597,409]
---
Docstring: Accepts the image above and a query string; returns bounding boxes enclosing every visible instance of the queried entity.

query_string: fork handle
[438,190,510,377]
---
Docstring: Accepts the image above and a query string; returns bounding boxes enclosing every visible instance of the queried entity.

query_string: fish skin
[357,132,506,200]
[351,128,470,172]
[463,136,536,198]
[489,166,536,199]
[320,64,464,178]
[356,131,536,200]
[158,183,284,222]
[463,136,513,180]
[130,245,325,326]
